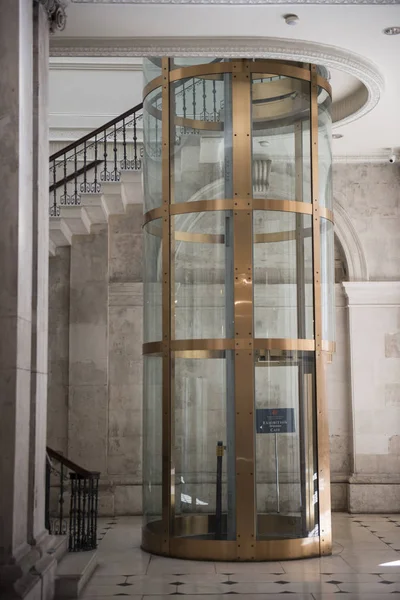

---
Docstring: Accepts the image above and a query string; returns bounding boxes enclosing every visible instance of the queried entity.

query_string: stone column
[344,282,400,512]
[0,1,34,585]
[0,1,65,598]
[28,0,50,550]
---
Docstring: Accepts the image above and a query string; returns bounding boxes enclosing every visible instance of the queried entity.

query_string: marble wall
[344,282,400,512]
[107,204,143,515]
[333,163,400,280]
[68,229,109,476]
[47,161,400,515]
[48,205,144,514]
[48,248,70,454]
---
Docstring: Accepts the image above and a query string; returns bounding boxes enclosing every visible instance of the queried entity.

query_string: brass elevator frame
[142,59,334,561]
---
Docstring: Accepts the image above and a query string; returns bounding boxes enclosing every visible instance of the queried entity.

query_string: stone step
[48,171,144,256]
[48,534,69,563]
[55,550,97,599]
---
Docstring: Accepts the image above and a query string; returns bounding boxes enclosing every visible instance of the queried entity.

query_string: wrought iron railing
[45,447,99,552]
[49,103,144,217]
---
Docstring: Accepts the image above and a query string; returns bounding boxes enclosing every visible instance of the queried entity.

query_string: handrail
[46,446,99,478]
[50,102,144,162]
[46,447,100,552]
[49,159,103,193]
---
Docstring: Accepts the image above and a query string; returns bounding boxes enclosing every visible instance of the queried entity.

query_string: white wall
[49,57,143,148]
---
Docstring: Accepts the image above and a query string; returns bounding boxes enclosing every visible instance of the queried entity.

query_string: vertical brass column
[161,58,171,553]
[310,65,332,554]
[232,60,255,560]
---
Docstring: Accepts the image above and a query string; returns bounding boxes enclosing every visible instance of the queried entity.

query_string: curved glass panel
[171,75,231,203]
[254,211,313,339]
[144,219,162,343]
[318,88,332,210]
[143,355,163,526]
[142,58,333,561]
[143,57,162,86]
[255,350,318,539]
[252,74,311,203]
[172,211,231,340]
[173,351,235,540]
[321,218,335,341]
[143,88,162,212]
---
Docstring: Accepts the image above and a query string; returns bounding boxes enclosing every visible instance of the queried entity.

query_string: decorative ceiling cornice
[50,36,384,128]
[37,0,68,32]
[70,0,400,4]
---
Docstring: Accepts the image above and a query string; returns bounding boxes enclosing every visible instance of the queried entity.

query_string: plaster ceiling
[52,2,400,157]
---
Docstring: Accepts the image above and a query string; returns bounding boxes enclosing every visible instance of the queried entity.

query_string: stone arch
[333,192,369,282]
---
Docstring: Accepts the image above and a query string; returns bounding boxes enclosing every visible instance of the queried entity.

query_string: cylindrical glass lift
[142,58,335,561]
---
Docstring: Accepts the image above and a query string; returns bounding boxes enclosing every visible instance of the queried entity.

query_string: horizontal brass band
[316,74,332,98]
[175,231,225,243]
[254,339,315,351]
[143,341,164,354]
[143,207,163,226]
[147,228,312,244]
[169,61,329,93]
[144,199,318,226]
[175,115,223,131]
[255,228,311,243]
[143,338,315,355]
[172,339,234,351]
[174,350,226,359]
[170,62,235,82]
[170,199,234,214]
[143,62,331,106]
[142,516,322,561]
[322,340,336,353]
[143,76,163,100]
[320,207,335,223]
[252,199,312,215]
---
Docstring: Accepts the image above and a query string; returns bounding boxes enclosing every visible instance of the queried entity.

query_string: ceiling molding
[50,36,384,129]
[70,0,400,4]
[49,57,143,70]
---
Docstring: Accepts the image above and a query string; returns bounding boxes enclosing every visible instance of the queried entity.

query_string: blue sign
[256,408,295,434]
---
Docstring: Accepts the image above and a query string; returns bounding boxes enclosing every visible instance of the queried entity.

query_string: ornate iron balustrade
[49,103,144,217]
[45,447,100,552]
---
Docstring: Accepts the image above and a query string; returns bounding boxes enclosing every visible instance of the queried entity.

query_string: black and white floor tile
[79,514,400,600]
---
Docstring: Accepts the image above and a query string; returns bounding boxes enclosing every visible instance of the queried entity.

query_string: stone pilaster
[0,0,34,583]
[0,1,64,597]
[344,282,400,512]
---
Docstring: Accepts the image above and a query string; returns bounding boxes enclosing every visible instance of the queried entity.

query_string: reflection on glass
[143,57,162,86]
[254,211,313,339]
[173,352,235,540]
[318,88,332,210]
[172,211,230,340]
[143,88,162,212]
[255,350,318,539]
[144,220,162,343]
[143,356,163,526]
[171,75,231,203]
[252,74,311,202]
[321,218,335,341]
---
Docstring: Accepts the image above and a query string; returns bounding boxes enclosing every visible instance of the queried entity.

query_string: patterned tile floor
[80,513,400,600]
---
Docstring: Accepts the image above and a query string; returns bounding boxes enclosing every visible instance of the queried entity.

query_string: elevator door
[255,350,318,540]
